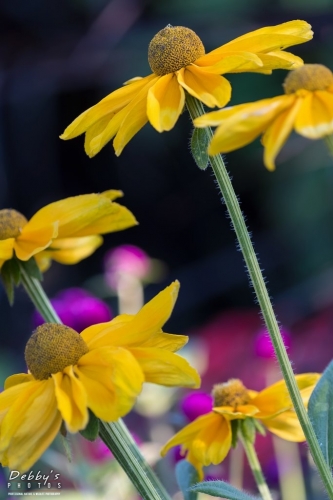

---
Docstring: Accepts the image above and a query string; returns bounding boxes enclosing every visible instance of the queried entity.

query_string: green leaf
[20,257,43,281]
[0,262,15,305]
[9,258,21,285]
[191,128,210,170]
[80,410,100,441]
[175,460,199,500]
[231,420,239,448]
[240,418,256,444]
[254,419,266,437]
[190,480,260,500]
[308,360,333,466]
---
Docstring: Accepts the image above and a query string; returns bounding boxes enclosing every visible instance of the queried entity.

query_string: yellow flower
[60,21,312,157]
[0,190,137,270]
[195,64,333,170]
[0,281,200,472]
[161,374,320,479]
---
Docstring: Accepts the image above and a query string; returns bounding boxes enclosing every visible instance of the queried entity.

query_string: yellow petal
[263,410,305,442]
[84,114,114,155]
[39,235,103,265]
[129,347,200,388]
[147,74,185,132]
[177,66,231,108]
[262,96,302,170]
[102,190,124,201]
[52,366,88,433]
[196,95,293,156]
[14,223,58,261]
[196,51,263,73]
[76,346,144,421]
[0,379,62,472]
[4,374,33,390]
[139,331,188,352]
[60,75,156,139]
[0,239,14,262]
[191,412,231,466]
[213,405,259,420]
[253,373,320,419]
[82,281,180,349]
[70,202,137,236]
[219,20,313,53]
[295,90,333,139]
[253,51,304,71]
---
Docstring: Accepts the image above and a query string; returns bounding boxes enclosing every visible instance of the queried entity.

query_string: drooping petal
[84,115,114,156]
[217,21,313,54]
[39,235,103,265]
[82,281,180,349]
[262,96,302,170]
[147,73,185,132]
[263,411,305,442]
[190,412,231,467]
[195,51,263,73]
[75,347,144,421]
[14,223,58,261]
[253,373,320,419]
[0,239,15,262]
[0,379,61,472]
[193,95,293,156]
[4,374,33,390]
[60,74,156,140]
[129,347,200,388]
[177,66,231,108]
[213,405,259,419]
[52,365,88,433]
[139,331,188,352]
[295,90,333,139]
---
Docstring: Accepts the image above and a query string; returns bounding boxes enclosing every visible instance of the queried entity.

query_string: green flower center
[283,64,333,94]
[148,25,205,76]
[212,379,250,409]
[25,324,89,380]
[0,209,28,240]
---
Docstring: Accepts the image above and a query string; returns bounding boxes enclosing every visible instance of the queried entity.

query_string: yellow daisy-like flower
[195,64,333,170]
[0,190,136,270]
[60,21,312,157]
[0,281,200,472]
[161,374,320,479]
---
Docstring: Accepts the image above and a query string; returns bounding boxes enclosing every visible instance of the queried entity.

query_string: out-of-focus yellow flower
[161,374,320,479]
[0,190,137,270]
[0,281,200,472]
[60,21,312,157]
[195,64,333,170]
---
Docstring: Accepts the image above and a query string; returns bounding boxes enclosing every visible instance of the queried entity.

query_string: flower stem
[186,94,333,499]
[19,262,172,500]
[325,135,333,158]
[240,431,273,500]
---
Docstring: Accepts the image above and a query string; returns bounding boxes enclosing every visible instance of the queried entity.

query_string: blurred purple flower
[104,245,151,288]
[180,392,213,422]
[86,432,142,463]
[254,327,292,359]
[33,288,112,332]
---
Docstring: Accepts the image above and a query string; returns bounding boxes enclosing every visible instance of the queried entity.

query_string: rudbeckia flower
[0,281,200,472]
[0,190,136,270]
[60,21,312,157]
[195,64,333,170]
[161,375,319,479]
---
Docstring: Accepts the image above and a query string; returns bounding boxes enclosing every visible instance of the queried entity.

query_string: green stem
[19,262,172,500]
[325,135,333,157]
[240,430,273,500]
[186,94,333,498]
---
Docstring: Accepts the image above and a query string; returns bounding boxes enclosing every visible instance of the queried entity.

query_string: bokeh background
[1,0,333,498]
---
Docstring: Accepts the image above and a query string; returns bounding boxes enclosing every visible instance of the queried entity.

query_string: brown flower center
[25,323,89,380]
[148,25,205,76]
[212,379,250,409]
[283,64,333,94]
[0,209,27,240]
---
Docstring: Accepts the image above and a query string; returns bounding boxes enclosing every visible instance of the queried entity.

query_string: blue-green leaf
[190,480,260,500]
[175,460,199,500]
[308,360,333,466]
[191,128,210,170]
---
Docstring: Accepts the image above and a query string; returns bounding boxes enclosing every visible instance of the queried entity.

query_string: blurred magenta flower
[85,433,142,463]
[254,327,292,359]
[33,287,112,332]
[104,244,151,288]
[180,392,213,422]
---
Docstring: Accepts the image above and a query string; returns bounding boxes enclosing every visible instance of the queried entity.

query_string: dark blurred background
[1,0,333,491]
